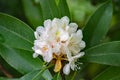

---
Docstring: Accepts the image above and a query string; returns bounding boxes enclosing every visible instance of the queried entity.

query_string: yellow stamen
[53,53,68,72]
[42,47,48,51]
[54,59,62,72]
[53,53,57,59]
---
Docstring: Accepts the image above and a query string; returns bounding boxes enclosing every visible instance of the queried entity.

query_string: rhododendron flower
[32,16,86,75]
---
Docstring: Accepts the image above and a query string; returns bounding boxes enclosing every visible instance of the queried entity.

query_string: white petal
[63,63,70,75]
[61,16,69,25]
[34,40,47,48]
[35,49,42,55]
[77,29,83,39]
[60,31,69,41]
[52,18,61,28]
[43,46,53,62]
[63,46,72,58]
[52,42,61,54]
[80,41,86,49]
[70,61,76,70]
[34,32,39,39]
[33,53,39,58]
[70,33,81,44]
[36,26,45,34]
[68,23,78,34]
[73,52,85,59]
[69,44,81,55]
[44,19,52,30]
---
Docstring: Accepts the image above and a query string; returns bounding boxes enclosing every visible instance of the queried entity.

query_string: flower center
[53,53,68,72]
[42,47,48,51]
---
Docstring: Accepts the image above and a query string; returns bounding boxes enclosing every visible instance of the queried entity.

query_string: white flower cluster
[32,16,85,75]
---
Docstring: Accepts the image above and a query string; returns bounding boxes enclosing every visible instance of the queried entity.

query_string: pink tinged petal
[35,41,47,48]
[43,54,52,62]
[43,46,53,62]
[63,63,70,75]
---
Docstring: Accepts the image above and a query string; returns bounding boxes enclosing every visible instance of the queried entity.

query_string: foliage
[0,0,120,80]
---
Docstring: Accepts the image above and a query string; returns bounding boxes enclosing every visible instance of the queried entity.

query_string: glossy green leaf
[0,13,52,79]
[58,0,70,18]
[20,70,44,80]
[0,55,22,77]
[52,72,61,80]
[83,1,113,49]
[0,13,34,51]
[41,70,53,80]
[20,70,52,80]
[0,13,42,74]
[0,44,42,74]
[22,0,71,28]
[39,0,60,20]
[32,64,54,80]
[81,41,120,66]
[22,0,43,29]
[93,67,120,80]
[0,78,18,80]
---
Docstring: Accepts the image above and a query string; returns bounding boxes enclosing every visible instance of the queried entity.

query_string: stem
[71,71,77,80]
[61,71,66,80]
[32,64,53,80]
[0,64,13,78]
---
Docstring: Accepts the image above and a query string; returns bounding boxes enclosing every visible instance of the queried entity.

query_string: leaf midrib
[0,25,33,44]
[0,44,41,74]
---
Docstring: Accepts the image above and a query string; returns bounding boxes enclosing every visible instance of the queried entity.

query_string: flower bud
[63,64,70,75]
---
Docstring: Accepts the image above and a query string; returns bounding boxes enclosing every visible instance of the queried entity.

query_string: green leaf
[39,0,60,20]
[0,13,52,79]
[0,13,42,74]
[0,44,42,74]
[41,70,53,80]
[0,70,52,80]
[0,55,22,77]
[22,0,71,29]
[0,13,34,51]
[58,0,70,18]
[81,41,120,66]
[0,77,18,80]
[20,70,52,80]
[22,0,43,29]
[93,67,120,80]
[32,64,53,80]
[83,1,113,49]
[20,70,44,80]
[52,72,61,80]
